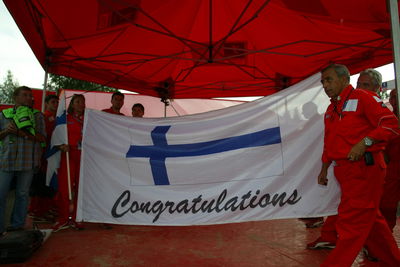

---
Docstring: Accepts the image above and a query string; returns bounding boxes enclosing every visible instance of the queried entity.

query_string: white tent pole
[41,69,49,112]
[388,0,400,123]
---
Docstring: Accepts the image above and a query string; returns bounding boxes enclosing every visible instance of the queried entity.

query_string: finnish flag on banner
[125,111,283,186]
[78,73,341,226]
[46,91,68,188]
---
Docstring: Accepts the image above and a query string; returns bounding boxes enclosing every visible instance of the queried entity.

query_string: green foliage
[0,70,19,104]
[378,90,389,100]
[47,74,118,93]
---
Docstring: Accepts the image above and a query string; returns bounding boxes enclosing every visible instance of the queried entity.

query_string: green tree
[0,70,19,104]
[47,74,117,93]
[378,90,389,100]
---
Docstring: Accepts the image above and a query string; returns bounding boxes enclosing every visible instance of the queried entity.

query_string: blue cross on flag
[123,108,284,186]
[126,125,282,185]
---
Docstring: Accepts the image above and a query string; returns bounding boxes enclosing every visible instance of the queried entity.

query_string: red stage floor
[4,218,400,267]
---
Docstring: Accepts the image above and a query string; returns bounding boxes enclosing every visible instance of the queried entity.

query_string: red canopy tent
[3,0,398,98]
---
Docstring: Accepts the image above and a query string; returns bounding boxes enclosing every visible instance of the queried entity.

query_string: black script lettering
[151,201,168,223]
[286,190,301,204]
[140,201,152,213]
[248,190,261,208]
[271,192,287,207]
[215,189,227,212]
[111,190,131,217]
[200,199,216,213]
[151,201,163,214]
[190,195,203,213]
[224,196,239,211]
[258,193,271,208]
[129,200,140,213]
[176,199,190,213]
[239,191,252,210]
[110,188,303,223]
[165,201,176,213]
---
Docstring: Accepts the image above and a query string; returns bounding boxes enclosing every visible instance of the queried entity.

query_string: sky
[0,1,396,94]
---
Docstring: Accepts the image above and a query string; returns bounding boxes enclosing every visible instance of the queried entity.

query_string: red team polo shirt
[322,85,399,163]
[67,113,84,150]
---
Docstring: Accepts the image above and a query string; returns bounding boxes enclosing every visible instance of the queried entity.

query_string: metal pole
[388,0,400,124]
[41,70,49,112]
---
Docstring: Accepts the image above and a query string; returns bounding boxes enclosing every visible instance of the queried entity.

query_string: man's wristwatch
[364,137,373,147]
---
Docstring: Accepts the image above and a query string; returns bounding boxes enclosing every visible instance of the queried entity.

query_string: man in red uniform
[318,64,400,267]
[380,89,400,231]
[308,69,385,252]
[356,70,400,231]
[102,92,125,115]
[353,68,389,261]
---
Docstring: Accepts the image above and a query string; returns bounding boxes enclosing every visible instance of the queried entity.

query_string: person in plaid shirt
[0,86,45,234]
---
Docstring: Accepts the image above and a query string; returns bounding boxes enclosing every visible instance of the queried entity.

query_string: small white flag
[46,90,68,188]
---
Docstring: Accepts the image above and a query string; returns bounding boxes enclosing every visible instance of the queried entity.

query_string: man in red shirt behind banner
[380,89,400,231]
[102,92,125,115]
[356,69,400,232]
[318,64,400,267]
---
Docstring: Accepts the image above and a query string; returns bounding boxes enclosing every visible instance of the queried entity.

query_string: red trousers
[319,215,338,243]
[56,149,81,222]
[320,175,400,240]
[380,175,400,231]
[321,153,400,267]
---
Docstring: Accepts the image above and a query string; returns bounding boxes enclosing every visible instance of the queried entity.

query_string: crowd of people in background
[102,91,145,118]
[0,89,146,234]
[0,65,399,265]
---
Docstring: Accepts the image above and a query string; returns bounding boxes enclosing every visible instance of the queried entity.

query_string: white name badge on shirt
[343,99,358,112]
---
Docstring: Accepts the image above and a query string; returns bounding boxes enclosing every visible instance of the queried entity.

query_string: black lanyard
[332,88,354,119]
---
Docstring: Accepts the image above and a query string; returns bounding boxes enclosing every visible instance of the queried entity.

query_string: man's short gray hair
[321,64,350,82]
[359,68,382,87]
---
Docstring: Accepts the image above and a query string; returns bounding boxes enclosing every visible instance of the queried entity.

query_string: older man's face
[321,68,348,99]
[356,74,379,93]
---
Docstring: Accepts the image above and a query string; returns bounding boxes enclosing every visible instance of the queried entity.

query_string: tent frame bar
[41,69,49,112]
[388,0,400,123]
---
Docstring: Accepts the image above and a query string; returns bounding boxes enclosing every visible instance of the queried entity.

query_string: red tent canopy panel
[4,0,397,98]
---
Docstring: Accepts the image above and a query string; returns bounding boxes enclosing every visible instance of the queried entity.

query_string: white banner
[77,73,340,225]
